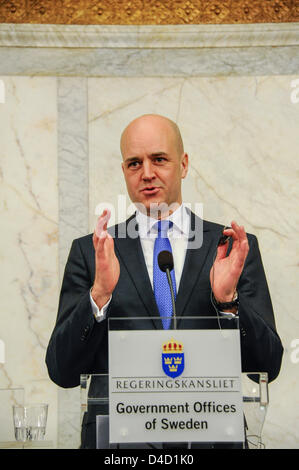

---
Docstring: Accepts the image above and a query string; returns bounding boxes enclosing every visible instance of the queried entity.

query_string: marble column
[57,77,89,448]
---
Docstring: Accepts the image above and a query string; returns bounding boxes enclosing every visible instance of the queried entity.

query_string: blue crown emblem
[162,339,185,378]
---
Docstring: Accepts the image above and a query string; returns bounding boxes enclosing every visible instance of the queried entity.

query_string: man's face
[121,116,188,217]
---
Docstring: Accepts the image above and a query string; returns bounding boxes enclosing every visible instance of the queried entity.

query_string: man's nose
[142,161,155,180]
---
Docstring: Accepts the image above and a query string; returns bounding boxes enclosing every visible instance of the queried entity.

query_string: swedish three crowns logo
[162,339,185,378]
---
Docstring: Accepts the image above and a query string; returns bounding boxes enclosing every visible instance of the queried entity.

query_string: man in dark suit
[46,114,283,448]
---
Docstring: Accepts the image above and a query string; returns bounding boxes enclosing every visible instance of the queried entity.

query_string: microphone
[158,250,177,330]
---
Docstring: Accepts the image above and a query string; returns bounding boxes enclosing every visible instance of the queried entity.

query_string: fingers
[228,221,249,267]
[231,221,246,240]
[232,221,249,252]
[216,221,249,261]
[95,209,111,238]
[215,242,229,261]
[222,221,247,244]
[93,209,111,252]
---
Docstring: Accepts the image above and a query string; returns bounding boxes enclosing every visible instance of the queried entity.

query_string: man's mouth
[141,187,160,195]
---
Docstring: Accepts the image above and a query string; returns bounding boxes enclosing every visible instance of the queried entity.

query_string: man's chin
[134,199,180,219]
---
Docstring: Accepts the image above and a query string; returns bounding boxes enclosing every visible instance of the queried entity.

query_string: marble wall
[0,76,59,446]
[0,23,298,449]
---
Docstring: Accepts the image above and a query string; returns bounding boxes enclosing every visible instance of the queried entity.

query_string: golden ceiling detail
[0,1,298,25]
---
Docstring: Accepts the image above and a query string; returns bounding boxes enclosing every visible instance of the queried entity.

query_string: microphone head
[158,250,174,272]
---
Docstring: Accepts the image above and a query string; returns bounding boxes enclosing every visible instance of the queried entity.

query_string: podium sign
[108,317,244,445]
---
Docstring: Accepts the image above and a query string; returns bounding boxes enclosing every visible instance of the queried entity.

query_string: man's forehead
[122,115,174,138]
[120,115,182,156]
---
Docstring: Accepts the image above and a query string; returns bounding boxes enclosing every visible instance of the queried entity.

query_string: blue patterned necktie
[153,220,177,330]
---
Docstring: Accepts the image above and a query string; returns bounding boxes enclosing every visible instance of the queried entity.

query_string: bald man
[46,114,283,449]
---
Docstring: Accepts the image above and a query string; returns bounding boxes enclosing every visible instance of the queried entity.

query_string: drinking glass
[13,404,48,442]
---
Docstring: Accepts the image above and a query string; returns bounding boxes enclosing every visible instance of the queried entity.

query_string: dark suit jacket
[46,212,283,448]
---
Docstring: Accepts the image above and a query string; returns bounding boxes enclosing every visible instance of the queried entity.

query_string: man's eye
[128,161,140,168]
[155,157,166,163]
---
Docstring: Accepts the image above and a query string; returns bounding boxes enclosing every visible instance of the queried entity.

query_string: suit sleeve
[45,238,108,388]
[237,234,283,382]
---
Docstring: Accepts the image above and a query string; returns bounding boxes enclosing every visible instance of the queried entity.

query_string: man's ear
[181,153,189,179]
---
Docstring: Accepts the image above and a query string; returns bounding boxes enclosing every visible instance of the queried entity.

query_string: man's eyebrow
[124,156,140,163]
[124,152,167,163]
[149,152,167,157]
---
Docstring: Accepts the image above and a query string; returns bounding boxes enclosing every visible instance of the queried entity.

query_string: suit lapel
[112,215,161,329]
[175,212,214,321]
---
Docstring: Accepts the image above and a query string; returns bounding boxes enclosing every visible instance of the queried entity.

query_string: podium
[80,317,269,449]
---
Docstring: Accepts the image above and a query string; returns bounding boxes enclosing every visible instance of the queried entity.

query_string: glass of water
[13,404,48,442]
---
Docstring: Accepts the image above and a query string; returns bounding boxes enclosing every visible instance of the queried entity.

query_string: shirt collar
[136,203,190,238]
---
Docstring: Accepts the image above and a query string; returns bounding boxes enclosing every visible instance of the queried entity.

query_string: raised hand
[91,209,120,309]
[210,221,249,303]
